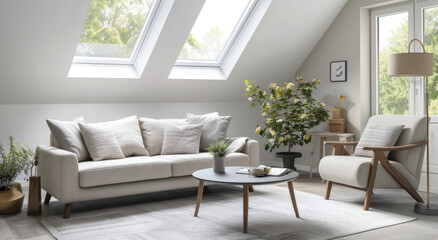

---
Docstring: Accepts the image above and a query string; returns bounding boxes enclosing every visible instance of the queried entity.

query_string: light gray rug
[40,185,415,240]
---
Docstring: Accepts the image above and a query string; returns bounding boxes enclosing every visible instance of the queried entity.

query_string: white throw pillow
[99,116,148,157]
[46,117,89,161]
[354,124,405,158]
[161,124,203,155]
[79,123,125,161]
[226,137,248,153]
[186,113,231,151]
[139,118,187,156]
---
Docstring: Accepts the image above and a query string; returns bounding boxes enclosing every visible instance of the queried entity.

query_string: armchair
[319,115,427,210]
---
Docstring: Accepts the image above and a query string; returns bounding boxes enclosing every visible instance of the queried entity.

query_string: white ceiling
[0,0,347,104]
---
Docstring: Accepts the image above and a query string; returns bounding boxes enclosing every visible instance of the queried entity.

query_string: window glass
[377,12,409,115]
[75,0,155,60]
[177,0,253,62]
[424,6,438,115]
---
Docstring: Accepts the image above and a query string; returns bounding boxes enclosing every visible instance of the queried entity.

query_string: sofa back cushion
[139,118,186,156]
[161,124,203,155]
[47,117,90,161]
[186,113,231,151]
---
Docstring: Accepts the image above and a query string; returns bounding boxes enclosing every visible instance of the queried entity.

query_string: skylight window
[176,0,256,66]
[74,0,157,64]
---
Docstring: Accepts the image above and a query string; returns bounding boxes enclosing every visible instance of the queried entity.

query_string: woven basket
[0,182,24,214]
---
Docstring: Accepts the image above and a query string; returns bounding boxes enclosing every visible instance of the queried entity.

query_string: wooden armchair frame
[323,140,427,210]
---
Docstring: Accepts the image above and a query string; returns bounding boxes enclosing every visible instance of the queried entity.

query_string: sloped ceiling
[0,0,347,104]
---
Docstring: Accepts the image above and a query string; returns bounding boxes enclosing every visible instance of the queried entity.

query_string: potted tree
[0,136,34,214]
[244,77,329,170]
[206,141,230,173]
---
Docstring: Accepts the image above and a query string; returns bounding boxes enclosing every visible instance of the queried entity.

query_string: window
[371,1,438,118]
[176,0,254,65]
[170,0,271,80]
[69,0,173,78]
[74,0,158,64]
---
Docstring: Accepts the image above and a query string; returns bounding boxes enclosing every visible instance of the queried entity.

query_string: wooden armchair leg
[64,203,73,219]
[363,152,381,210]
[44,193,52,205]
[325,181,333,200]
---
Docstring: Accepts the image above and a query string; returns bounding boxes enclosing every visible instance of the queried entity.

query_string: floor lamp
[388,38,438,215]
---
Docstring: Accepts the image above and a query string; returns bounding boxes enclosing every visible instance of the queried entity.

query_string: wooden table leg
[287,181,300,218]
[243,185,249,233]
[194,180,204,217]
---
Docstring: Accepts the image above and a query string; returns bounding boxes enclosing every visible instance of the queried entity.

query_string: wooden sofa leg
[44,193,52,205]
[325,181,333,200]
[249,185,254,192]
[64,203,73,219]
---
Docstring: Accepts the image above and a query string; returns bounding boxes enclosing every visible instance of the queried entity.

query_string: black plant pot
[275,152,302,170]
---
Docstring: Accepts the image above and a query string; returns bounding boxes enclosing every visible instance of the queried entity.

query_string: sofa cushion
[103,116,148,157]
[46,117,90,162]
[186,113,231,151]
[161,124,203,155]
[78,156,171,187]
[158,152,249,177]
[319,155,417,189]
[139,118,187,156]
[79,123,125,161]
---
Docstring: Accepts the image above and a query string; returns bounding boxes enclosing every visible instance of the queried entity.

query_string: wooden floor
[1,171,438,240]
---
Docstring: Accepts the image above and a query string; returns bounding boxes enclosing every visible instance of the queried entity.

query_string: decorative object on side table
[330,61,347,82]
[206,141,230,173]
[388,38,438,215]
[27,146,42,215]
[329,95,346,133]
[0,136,34,214]
[244,77,329,170]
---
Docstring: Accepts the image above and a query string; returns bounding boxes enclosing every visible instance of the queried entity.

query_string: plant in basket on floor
[206,141,230,173]
[0,136,34,214]
[244,77,329,170]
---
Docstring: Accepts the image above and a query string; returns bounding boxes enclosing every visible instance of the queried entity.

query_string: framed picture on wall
[330,61,347,82]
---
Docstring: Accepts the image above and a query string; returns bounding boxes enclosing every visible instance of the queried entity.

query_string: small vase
[0,182,25,215]
[213,156,225,173]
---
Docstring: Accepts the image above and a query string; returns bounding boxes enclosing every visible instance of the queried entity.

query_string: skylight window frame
[174,0,259,67]
[72,0,162,66]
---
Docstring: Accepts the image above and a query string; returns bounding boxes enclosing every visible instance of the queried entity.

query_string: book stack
[236,165,292,176]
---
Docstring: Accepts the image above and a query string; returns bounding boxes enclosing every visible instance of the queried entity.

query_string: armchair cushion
[354,124,404,158]
[319,155,417,189]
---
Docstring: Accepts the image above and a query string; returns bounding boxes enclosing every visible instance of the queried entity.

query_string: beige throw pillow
[226,137,248,153]
[139,118,187,156]
[101,116,148,157]
[161,124,203,155]
[79,123,125,161]
[186,113,231,151]
[354,124,404,158]
[46,117,89,161]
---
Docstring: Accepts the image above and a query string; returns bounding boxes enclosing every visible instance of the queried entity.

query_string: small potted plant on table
[244,77,329,170]
[0,136,34,214]
[206,141,230,173]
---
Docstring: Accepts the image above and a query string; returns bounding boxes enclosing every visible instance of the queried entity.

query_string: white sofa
[39,115,259,218]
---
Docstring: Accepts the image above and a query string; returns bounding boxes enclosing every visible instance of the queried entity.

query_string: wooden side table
[309,131,355,179]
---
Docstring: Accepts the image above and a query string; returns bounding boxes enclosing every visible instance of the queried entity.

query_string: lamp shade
[388,53,434,76]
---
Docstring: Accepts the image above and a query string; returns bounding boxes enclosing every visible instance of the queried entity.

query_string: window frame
[174,0,258,67]
[72,0,162,65]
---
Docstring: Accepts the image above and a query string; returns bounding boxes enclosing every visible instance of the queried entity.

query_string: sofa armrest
[38,145,79,203]
[241,139,259,167]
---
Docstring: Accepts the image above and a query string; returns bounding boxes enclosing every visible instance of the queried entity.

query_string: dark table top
[192,166,299,185]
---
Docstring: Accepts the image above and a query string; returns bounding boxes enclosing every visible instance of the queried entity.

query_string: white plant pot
[213,156,225,173]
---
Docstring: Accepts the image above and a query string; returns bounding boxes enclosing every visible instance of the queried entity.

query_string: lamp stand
[415,75,438,215]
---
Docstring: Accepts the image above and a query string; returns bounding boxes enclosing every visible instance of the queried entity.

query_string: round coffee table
[192,166,300,233]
